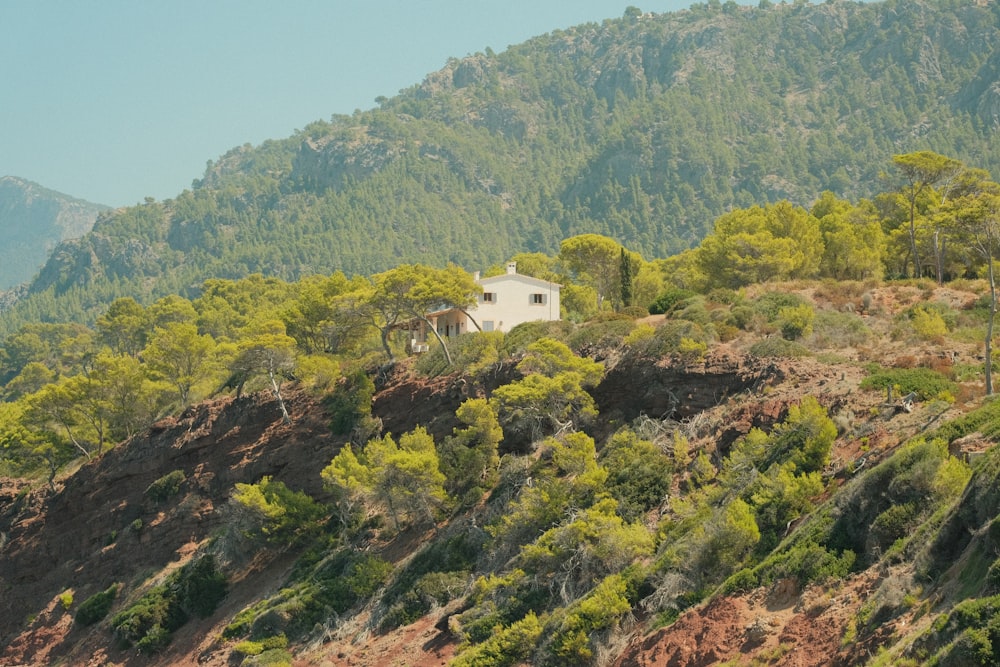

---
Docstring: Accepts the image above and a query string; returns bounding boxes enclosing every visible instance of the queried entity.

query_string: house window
[483,320,494,332]
[482,292,496,303]
[530,293,546,305]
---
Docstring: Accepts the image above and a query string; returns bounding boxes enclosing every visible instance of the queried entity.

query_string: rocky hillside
[0,176,108,290]
[4,281,1000,666]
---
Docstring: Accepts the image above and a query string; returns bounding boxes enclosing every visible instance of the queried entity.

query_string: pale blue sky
[1,1,730,207]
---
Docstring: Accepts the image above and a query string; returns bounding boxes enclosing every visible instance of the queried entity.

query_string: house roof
[478,273,561,289]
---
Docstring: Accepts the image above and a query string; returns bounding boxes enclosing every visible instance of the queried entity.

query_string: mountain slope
[2,0,1000,333]
[2,282,999,666]
[0,176,108,290]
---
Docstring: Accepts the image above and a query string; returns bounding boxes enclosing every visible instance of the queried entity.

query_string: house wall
[474,274,560,333]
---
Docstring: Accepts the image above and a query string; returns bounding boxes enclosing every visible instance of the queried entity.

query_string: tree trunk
[908,198,921,278]
[380,327,394,361]
[987,259,996,396]
[419,316,453,366]
[268,369,291,423]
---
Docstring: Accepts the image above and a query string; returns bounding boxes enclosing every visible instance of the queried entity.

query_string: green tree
[560,234,628,311]
[95,297,150,357]
[812,192,885,280]
[227,321,297,421]
[437,398,503,503]
[365,264,482,365]
[696,201,823,288]
[938,172,1000,393]
[143,322,217,406]
[490,339,603,444]
[697,497,760,580]
[890,151,963,279]
[324,427,448,531]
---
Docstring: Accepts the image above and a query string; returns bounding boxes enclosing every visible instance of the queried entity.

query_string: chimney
[506,261,517,275]
[473,270,480,281]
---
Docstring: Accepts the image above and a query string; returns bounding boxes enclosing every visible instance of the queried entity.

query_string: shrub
[566,319,635,353]
[777,304,815,340]
[752,292,808,322]
[111,555,226,652]
[59,590,74,610]
[649,287,697,315]
[145,470,186,503]
[325,369,375,436]
[859,367,956,401]
[451,611,543,667]
[76,584,119,626]
[749,338,810,358]
[502,320,574,355]
[231,477,327,544]
[909,305,949,341]
[809,310,871,348]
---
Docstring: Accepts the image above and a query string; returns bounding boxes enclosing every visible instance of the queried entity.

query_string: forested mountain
[3,0,1000,332]
[0,177,107,291]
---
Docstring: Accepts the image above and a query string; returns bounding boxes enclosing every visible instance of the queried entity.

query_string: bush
[649,287,697,315]
[859,367,956,401]
[76,584,120,626]
[502,320,574,355]
[451,611,543,667]
[809,310,871,348]
[231,477,327,544]
[111,556,226,652]
[777,304,815,340]
[325,369,375,436]
[630,320,713,359]
[752,292,808,321]
[749,338,811,358]
[145,470,186,503]
[566,319,635,353]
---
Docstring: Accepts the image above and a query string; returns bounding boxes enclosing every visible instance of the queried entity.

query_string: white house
[410,262,561,350]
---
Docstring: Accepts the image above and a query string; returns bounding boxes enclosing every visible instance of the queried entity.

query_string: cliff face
[0,176,108,290]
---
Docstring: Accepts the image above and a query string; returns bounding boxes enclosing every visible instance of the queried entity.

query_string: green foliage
[565,319,635,353]
[696,202,823,288]
[111,556,226,653]
[502,321,574,355]
[75,584,119,626]
[860,366,957,401]
[648,287,697,316]
[808,310,872,348]
[415,330,507,377]
[749,338,811,358]
[231,477,327,544]
[324,426,449,532]
[380,532,482,630]
[490,342,603,446]
[224,550,392,641]
[144,470,187,503]
[777,303,815,340]
[629,319,713,359]
[451,611,544,667]
[438,398,503,504]
[490,433,608,546]
[324,368,375,436]
[602,428,673,520]
[545,574,633,664]
[694,498,761,582]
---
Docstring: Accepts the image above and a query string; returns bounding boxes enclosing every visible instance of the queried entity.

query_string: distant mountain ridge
[2,0,1000,332]
[0,176,108,290]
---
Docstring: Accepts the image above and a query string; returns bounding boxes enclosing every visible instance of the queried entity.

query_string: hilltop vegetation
[3,0,1000,332]
[3,144,1000,664]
